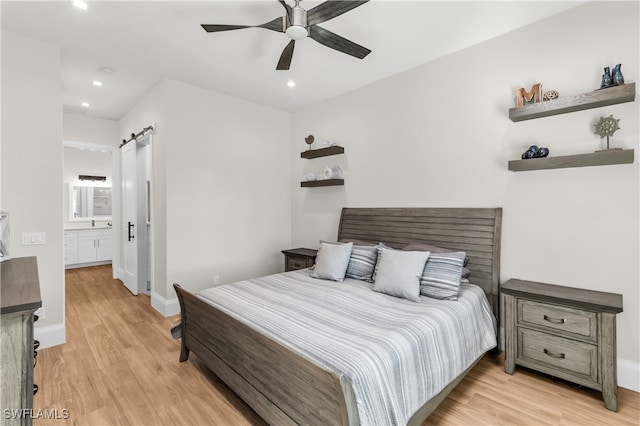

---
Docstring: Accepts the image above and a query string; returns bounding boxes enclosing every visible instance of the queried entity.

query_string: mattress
[196,269,497,425]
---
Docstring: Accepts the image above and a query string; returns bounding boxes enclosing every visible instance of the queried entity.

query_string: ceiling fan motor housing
[285,3,308,40]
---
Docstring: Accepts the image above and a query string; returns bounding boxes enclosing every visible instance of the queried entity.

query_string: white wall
[63,111,119,147]
[290,2,639,390]
[119,79,292,307]
[1,30,65,347]
[63,148,113,186]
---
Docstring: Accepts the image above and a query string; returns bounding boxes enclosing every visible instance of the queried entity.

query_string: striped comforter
[196,269,497,425]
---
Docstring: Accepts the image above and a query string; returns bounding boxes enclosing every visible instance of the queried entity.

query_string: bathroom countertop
[64,225,113,231]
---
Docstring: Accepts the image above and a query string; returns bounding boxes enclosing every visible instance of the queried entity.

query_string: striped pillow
[345,244,379,282]
[403,243,471,278]
[420,251,466,300]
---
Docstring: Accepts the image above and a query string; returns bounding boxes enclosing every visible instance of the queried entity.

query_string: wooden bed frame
[173,207,502,425]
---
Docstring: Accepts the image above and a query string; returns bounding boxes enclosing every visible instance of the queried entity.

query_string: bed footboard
[173,283,359,426]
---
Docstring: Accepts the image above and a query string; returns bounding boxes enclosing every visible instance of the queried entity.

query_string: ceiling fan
[201,0,371,70]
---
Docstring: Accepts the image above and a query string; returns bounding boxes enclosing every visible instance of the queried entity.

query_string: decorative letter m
[515,83,542,107]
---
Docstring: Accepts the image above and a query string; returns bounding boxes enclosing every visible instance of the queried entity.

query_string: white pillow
[311,241,353,282]
[372,247,430,302]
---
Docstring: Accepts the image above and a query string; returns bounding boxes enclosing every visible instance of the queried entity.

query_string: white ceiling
[1,1,583,121]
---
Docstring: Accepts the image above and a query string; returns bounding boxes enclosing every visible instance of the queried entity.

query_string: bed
[173,207,502,425]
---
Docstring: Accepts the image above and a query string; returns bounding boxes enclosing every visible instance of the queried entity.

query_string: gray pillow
[420,251,467,300]
[345,244,379,282]
[372,247,429,302]
[311,241,353,282]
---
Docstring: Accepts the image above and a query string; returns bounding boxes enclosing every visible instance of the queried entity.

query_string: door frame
[63,140,121,279]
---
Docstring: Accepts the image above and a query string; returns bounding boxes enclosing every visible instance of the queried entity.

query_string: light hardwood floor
[33,265,639,425]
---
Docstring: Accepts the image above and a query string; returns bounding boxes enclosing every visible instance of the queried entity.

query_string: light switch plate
[22,232,46,245]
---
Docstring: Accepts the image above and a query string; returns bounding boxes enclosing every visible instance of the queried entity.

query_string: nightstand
[501,279,623,411]
[281,248,317,272]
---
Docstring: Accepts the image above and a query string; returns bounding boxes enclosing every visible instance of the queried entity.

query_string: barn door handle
[128,221,135,241]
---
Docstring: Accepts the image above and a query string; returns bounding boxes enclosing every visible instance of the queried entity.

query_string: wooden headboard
[337,207,503,321]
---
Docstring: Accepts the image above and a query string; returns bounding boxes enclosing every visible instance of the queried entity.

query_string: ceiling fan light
[285,25,308,41]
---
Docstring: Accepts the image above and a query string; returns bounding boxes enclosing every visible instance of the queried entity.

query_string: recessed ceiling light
[92,80,103,87]
[72,1,88,11]
[81,102,90,108]
[287,80,296,88]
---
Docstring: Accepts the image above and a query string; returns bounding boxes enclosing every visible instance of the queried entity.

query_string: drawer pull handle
[543,348,566,359]
[543,315,566,325]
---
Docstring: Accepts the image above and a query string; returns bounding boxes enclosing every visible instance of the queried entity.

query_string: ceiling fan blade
[202,17,283,34]
[277,0,292,24]
[201,24,251,33]
[256,16,285,32]
[276,40,295,70]
[307,0,369,26]
[309,25,371,59]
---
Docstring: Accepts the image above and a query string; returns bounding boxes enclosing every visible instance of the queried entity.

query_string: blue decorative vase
[612,64,624,85]
[601,66,613,88]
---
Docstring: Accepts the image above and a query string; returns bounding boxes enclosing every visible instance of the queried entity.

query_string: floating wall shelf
[300,145,345,187]
[300,145,344,159]
[508,83,636,122]
[508,149,634,172]
[300,179,344,187]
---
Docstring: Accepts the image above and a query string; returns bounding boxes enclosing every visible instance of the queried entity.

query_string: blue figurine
[521,145,549,160]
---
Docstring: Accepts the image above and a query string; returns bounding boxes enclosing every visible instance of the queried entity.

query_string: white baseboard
[498,326,639,392]
[34,323,65,349]
[65,260,111,270]
[618,358,640,392]
[113,266,123,281]
[150,291,180,317]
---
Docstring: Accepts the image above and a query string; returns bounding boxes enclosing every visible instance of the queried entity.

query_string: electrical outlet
[214,275,220,285]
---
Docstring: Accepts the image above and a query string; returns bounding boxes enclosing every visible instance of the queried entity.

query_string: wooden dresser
[502,278,623,411]
[1,257,42,426]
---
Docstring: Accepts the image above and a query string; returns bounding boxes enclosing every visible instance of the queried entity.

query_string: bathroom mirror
[70,185,112,220]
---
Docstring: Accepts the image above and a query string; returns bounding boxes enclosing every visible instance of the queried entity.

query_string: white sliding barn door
[120,141,139,295]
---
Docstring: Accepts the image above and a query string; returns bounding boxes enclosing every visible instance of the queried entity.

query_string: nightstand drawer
[518,328,598,383]
[519,300,597,341]
[287,257,312,271]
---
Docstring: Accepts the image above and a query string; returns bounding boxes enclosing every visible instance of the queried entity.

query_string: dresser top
[1,256,42,315]
[281,248,318,257]
[501,278,623,313]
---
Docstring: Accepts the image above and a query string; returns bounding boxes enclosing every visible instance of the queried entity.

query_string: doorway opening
[63,141,118,277]
[63,137,154,299]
